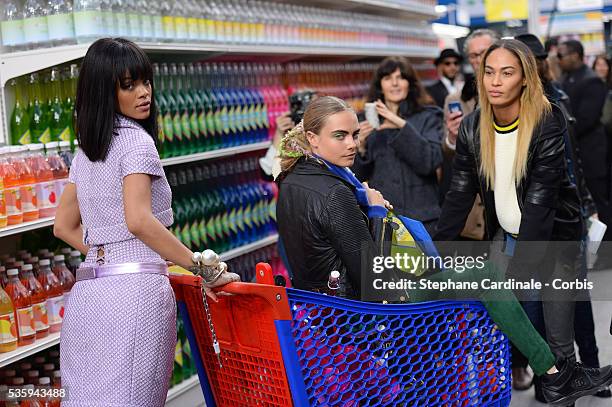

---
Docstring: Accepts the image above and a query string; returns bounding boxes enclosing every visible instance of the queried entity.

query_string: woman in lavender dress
[53,38,239,406]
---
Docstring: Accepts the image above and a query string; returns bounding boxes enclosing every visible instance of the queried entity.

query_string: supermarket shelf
[220,234,279,262]
[0,217,55,238]
[270,0,437,20]
[0,42,438,85]
[0,332,60,368]
[166,375,204,406]
[161,141,271,167]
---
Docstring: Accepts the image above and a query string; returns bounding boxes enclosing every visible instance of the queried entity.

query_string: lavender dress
[60,115,176,407]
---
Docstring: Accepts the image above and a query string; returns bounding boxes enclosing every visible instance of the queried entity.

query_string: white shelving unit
[160,141,271,167]
[0,332,60,369]
[270,0,437,20]
[0,217,55,238]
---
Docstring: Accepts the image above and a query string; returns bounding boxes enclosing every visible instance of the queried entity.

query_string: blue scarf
[317,156,439,257]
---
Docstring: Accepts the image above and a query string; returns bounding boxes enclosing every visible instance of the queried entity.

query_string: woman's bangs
[114,43,153,83]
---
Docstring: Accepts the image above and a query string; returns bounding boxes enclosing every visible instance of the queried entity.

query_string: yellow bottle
[0,286,18,353]
[0,177,7,229]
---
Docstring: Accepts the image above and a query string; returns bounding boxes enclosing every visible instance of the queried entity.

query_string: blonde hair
[477,39,551,189]
[279,96,353,173]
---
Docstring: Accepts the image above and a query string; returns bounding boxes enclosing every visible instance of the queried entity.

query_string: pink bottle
[26,144,56,218]
[44,142,69,204]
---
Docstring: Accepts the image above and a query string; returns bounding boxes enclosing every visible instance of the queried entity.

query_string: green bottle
[29,73,52,144]
[178,63,200,155]
[195,64,214,151]
[10,78,32,145]
[186,64,206,153]
[169,64,191,157]
[61,65,78,147]
[49,68,70,143]
[160,64,183,157]
[153,64,167,158]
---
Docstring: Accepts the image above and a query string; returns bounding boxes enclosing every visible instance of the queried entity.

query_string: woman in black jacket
[434,38,610,392]
[352,57,443,234]
[277,95,612,406]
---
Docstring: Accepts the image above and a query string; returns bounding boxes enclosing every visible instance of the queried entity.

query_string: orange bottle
[26,144,56,218]
[8,146,38,222]
[20,264,48,339]
[0,266,9,289]
[0,148,23,225]
[44,143,69,204]
[0,176,7,229]
[0,284,18,353]
[52,255,74,297]
[4,268,35,346]
[37,260,63,333]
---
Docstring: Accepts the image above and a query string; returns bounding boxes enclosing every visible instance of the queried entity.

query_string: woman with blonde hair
[436,39,612,403]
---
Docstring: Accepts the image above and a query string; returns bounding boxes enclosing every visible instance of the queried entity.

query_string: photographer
[352,57,443,235]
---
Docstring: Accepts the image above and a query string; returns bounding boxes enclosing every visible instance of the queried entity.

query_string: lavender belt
[76,262,168,282]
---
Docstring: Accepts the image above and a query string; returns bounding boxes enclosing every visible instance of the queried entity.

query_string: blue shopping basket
[170,264,511,406]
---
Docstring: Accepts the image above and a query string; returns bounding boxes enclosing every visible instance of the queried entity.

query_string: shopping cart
[169,263,512,407]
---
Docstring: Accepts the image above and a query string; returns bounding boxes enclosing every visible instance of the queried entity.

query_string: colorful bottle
[20,264,48,339]
[0,285,17,352]
[26,144,56,218]
[4,268,35,346]
[8,146,39,222]
[45,142,69,203]
[68,250,82,274]
[52,255,75,297]
[10,78,32,146]
[0,148,22,226]
[37,260,63,333]
[0,176,7,229]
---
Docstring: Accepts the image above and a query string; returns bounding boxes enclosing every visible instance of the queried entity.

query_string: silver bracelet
[191,250,226,284]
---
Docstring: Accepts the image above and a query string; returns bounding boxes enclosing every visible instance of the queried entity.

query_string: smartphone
[364,103,380,129]
[448,101,463,114]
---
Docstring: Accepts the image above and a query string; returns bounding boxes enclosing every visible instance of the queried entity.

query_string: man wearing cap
[427,48,463,109]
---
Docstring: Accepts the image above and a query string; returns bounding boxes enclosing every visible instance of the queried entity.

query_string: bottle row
[226,244,288,285]
[0,347,62,406]
[8,61,372,159]
[0,142,73,229]
[0,0,437,52]
[0,248,79,352]
[168,155,277,255]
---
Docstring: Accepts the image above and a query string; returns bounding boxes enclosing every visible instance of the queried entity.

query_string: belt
[76,262,168,282]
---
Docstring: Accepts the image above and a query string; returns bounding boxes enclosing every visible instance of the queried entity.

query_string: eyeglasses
[557,53,566,60]
[443,60,460,66]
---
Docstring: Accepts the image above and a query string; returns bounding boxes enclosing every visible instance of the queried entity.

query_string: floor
[510,267,612,407]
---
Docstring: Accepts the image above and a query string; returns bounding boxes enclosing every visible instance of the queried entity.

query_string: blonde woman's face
[307,110,359,168]
[483,48,525,109]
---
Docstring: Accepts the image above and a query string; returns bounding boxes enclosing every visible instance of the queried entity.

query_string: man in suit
[427,48,463,109]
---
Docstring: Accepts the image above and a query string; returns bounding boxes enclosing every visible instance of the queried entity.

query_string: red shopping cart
[170,263,511,406]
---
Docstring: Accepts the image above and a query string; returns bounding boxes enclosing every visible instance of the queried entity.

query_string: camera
[289,89,317,124]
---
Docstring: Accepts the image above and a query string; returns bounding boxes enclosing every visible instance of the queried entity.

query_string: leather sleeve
[321,184,378,293]
[434,118,478,241]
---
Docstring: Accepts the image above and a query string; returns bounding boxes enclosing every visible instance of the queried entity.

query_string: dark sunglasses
[443,60,460,66]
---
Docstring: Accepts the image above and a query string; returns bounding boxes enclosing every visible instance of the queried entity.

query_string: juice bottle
[0,285,17,352]
[20,384,42,407]
[25,370,39,385]
[8,146,39,222]
[37,260,63,333]
[4,268,35,346]
[1,369,16,385]
[68,251,82,275]
[20,264,48,339]
[0,148,23,225]
[38,377,58,407]
[26,144,56,218]
[10,78,32,146]
[52,255,75,297]
[0,175,7,229]
[45,142,69,202]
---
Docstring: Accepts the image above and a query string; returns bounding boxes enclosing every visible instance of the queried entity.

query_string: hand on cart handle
[191,249,241,302]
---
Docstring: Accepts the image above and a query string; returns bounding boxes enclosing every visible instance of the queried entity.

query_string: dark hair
[367,57,432,117]
[76,38,157,162]
[592,55,612,88]
[561,39,584,60]
[544,38,557,53]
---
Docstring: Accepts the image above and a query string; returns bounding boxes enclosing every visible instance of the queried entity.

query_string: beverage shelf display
[165,374,202,405]
[0,216,55,238]
[0,331,60,369]
[268,0,437,19]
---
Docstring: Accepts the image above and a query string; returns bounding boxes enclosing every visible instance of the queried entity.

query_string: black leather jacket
[435,103,583,243]
[277,158,376,296]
